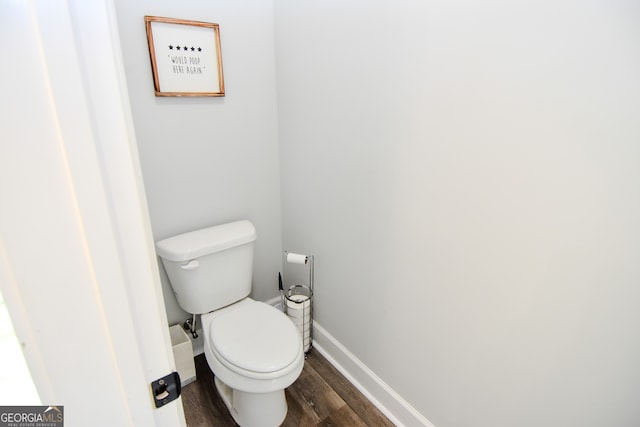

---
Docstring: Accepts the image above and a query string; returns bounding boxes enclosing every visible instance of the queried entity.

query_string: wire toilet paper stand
[281,251,314,354]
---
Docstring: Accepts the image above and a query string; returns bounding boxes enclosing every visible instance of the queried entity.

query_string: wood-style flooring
[182,349,395,426]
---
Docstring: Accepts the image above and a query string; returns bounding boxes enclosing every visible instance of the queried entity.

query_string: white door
[0,1,186,426]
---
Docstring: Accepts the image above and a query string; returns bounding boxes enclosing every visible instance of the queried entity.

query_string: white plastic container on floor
[169,325,196,387]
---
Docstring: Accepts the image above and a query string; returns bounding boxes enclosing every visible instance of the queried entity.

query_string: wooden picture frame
[144,16,225,97]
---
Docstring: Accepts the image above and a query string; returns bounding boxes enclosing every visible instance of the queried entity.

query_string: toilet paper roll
[290,322,311,352]
[286,294,310,307]
[286,252,308,265]
[287,304,310,318]
[288,310,310,320]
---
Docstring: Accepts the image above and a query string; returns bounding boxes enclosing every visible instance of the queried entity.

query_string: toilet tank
[155,220,257,314]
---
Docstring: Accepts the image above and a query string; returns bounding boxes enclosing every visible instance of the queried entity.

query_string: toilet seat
[208,300,301,379]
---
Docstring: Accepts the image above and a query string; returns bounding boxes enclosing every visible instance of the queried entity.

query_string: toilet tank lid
[155,220,257,262]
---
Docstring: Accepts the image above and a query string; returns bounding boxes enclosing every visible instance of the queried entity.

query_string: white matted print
[145,16,225,97]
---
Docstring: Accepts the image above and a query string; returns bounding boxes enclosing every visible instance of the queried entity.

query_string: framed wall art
[144,16,225,97]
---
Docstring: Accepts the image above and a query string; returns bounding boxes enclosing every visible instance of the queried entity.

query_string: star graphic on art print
[169,44,174,50]
[198,47,202,52]
[191,46,195,51]
[183,46,189,51]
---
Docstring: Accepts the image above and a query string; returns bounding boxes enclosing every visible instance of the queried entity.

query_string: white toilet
[156,220,304,427]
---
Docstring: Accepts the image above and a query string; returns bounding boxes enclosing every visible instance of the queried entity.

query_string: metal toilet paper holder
[281,251,314,354]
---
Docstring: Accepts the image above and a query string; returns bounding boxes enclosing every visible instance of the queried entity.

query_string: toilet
[155,220,304,427]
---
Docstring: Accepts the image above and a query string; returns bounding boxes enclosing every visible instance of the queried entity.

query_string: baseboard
[264,296,434,427]
[265,295,284,311]
[312,323,435,427]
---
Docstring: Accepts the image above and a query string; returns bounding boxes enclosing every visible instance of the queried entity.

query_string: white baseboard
[312,323,435,427]
[264,296,434,427]
[265,295,283,311]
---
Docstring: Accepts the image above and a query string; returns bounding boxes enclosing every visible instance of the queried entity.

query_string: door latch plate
[151,372,181,408]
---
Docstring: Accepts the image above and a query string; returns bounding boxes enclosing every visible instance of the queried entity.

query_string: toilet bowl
[201,298,304,426]
[155,220,304,426]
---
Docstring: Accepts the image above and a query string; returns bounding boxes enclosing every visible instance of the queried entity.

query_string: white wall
[274,1,640,426]
[113,0,282,324]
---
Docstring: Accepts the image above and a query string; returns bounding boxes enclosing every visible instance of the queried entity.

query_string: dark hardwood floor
[181,349,395,426]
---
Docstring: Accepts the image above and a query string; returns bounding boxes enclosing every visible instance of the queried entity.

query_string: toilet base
[214,376,288,427]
